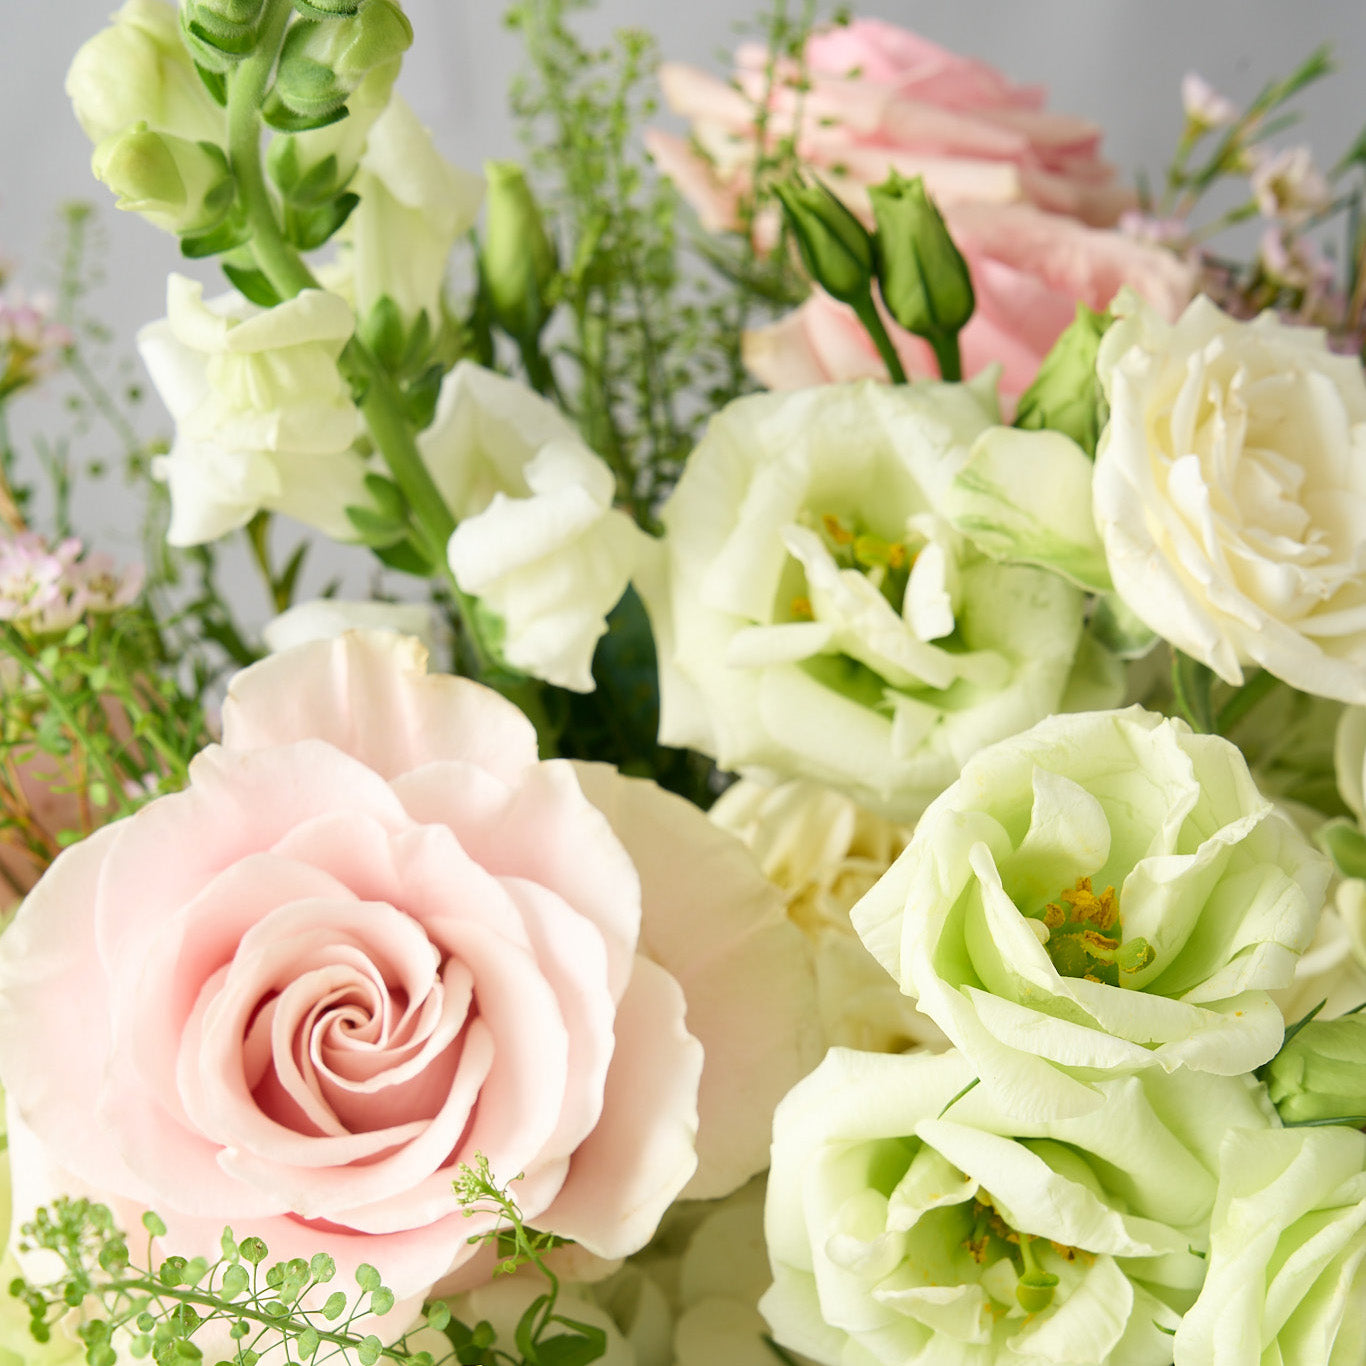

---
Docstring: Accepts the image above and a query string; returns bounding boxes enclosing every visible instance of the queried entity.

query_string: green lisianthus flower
[854,707,1331,1119]
[762,1048,1270,1366]
[1174,1126,1366,1365]
[645,379,1103,821]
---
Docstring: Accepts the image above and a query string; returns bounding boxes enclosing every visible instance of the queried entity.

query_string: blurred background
[2,0,1364,622]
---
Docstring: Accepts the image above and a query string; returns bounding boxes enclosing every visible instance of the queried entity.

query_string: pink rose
[744,203,1196,398]
[646,18,1133,238]
[0,632,818,1344]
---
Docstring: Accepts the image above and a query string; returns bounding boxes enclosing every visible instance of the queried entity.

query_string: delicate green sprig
[9,1162,608,1366]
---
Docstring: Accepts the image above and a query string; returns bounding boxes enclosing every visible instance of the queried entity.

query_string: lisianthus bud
[273,1,412,120]
[91,124,234,236]
[867,171,974,341]
[180,0,267,65]
[479,161,558,344]
[1266,1015,1366,1125]
[66,0,224,147]
[773,178,874,306]
[1013,303,1110,457]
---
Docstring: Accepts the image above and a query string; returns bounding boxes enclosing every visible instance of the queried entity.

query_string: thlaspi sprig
[9,1160,607,1366]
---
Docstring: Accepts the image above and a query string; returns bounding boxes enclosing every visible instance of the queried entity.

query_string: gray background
[2,0,1365,626]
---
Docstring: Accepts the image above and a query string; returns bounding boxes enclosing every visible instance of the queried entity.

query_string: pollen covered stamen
[1033,876,1155,985]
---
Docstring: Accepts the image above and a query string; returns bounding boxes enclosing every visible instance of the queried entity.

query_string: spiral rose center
[1031,876,1155,985]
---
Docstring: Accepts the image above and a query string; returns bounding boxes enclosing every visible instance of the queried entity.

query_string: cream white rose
[644,379,1091,820]
[763,1048,1271,1366]
[1174,1126,1366,1365]
[1094,290,1366,704]
[853,707,1330,1119]
[426,363,649,692]
[138,275,368,546]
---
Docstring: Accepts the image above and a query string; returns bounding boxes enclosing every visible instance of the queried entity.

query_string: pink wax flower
[0,632,818,1349]
[0,292,72,399]
[744,203,1196,400]
[0,532,142,635]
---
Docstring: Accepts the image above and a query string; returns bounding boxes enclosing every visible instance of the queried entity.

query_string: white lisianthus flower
[644,379,1096,820]
[709,777,945,1052]
[853,707,1331,1120]
[763,1048,1271,1366]
[66,0,223,148]
[1093,289,1366,705]
[1174,1126,1366,1365]
[262,599,441,655]
[343,97,484,326]
[138,275,368,547]
[425,363,649,692]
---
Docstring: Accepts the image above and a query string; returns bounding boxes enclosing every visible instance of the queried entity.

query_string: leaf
[321,1292,347,1321]
[373,537,436,577]
[261,94,349,135]
[1317,819,1366,880]
[369,1287,395,1316]
[220,263,282,309]
[284,194,360,252]
[220,1265,249,1300]
[238,1237,268,1266]
[1171,651,1216,734]
[355,1264,381,1294]
[356,1336,383,1366]
[534,1326,609,1366]
[308,1253,336,1284]
[142,1213,168,1238]
[345,504,408,548]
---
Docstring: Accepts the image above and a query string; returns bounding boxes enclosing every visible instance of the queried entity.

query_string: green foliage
[9,1166,608,1366]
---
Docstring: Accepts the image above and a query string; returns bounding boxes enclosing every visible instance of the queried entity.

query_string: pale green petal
[946,427,1113,592]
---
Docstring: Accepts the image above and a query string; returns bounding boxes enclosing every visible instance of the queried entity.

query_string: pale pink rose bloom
[649,17,1133,239]
[745,203,1197,398]
[0,631,817,1346]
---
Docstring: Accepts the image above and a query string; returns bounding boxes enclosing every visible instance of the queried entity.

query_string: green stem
[245,512,287,615]
[225,0,317,300]
[851,292,908,384]
[1216,667,1279,735]
[929,330,963,382]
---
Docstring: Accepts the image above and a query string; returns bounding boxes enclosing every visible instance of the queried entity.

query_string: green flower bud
[180,0,267,66]
[91,123,234,236]
[1014,303,1111,458]
[774,178,874,306]
[1266,1015,1366,1125]
[273,1,412,119]
[479,160,558,343]
[868,171,974,341]
[292,0,363,16]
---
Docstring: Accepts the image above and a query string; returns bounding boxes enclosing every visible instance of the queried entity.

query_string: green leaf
[373,537,436,577]
[288,153,344,209]
[1317,819,1366,880]
[321,1291,347,1321]
[356,1336,382,1366]
[238,1237,268,1265]
[180,214,252,260]
[142,1213,168,1238]
[297,1328,320,1360]
[369,1287,395,1316]
[534,1326,609,1366]
[221,263,282,309]
[194,63,228,107]
[424,1301,451,1332]
[308,1252,336,1284]
[284,193,360,251]
[1172,651,1216,734]
[362,474,406,523]
[261,93,349,134]
[345,504,408,548]
[355,1264,381,1293]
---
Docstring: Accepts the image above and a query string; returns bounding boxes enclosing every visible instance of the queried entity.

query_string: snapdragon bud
[273,1,412,121]
[774,178,875,306]
[1266,1015,1366,1125]
[479,161,558,344]
[868,171,974,342]
[66,0,224,147]
[180,0,268,66]
[91,124,234,236]
[1014,303,1110,457]
[292,0,363,16]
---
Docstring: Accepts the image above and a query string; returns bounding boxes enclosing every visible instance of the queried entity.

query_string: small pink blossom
[1181,73,1239,130]
[0,292,72,397]
[0,533,142,634]
[1249,146,1331,224]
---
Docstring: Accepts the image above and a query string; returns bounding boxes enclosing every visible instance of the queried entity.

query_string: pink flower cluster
[0,533,143,634]
[0,292,72,398]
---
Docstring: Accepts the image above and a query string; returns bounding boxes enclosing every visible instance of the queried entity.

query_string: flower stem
[851,292,908,384]
[929,331,963,382]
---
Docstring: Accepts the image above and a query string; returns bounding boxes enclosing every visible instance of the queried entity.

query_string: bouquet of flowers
[3,3,1366,1364]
